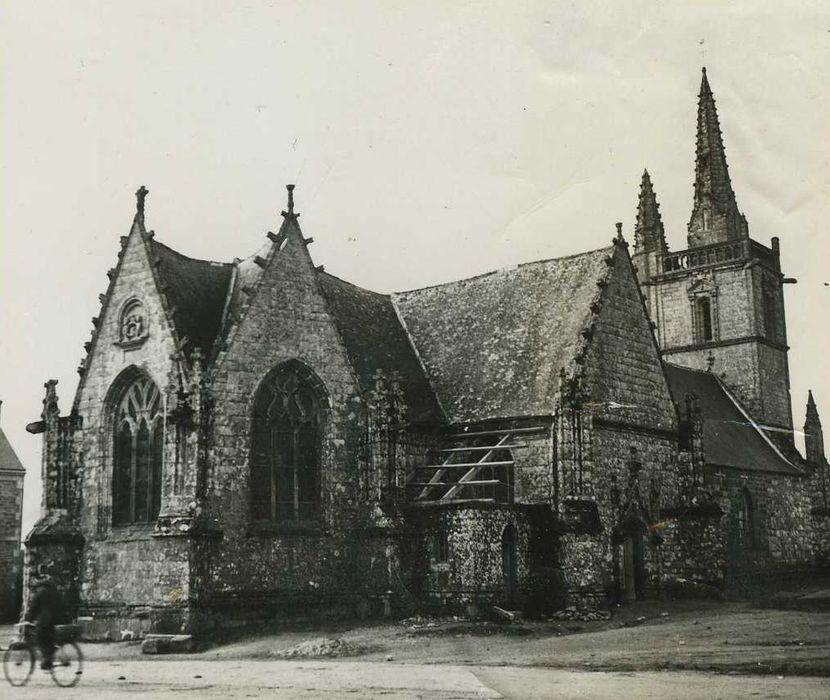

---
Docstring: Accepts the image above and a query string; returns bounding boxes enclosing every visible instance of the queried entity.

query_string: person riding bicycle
[24,564,66,670]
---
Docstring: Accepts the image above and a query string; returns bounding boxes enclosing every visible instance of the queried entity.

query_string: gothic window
[112,375,163,524]
[738,488,755,549]
[250,363,324,523]
[118,299,149,346]
[694,296,714,343]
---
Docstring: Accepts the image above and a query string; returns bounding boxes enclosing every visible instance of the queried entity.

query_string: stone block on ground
[141,633,194,654]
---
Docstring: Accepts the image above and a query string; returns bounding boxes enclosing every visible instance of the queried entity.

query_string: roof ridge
[393,245,615,296]
[149,237,233,267]
[664,361,715,377]
[317,270,389,299]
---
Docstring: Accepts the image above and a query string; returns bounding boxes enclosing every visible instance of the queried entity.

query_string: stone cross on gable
[136,185,149,216]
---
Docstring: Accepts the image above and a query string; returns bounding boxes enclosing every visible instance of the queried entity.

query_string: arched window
[738,488,755,549]
[112,375,163,524]
[695,296,713,342]
[250,363,324,523]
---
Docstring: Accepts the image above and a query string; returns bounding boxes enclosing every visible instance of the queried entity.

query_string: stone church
[24,69,830,636]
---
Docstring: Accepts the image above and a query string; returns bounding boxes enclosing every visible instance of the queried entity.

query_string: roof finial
[136,185,149,218]
[615,222,623,238]
[287,184,295,214]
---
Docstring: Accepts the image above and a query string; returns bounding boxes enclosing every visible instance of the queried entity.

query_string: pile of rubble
[271,637,374,658]
[549,606,611,622]
[399,615,465,630]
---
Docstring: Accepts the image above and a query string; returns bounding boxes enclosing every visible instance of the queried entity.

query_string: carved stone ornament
[117,299,149,348]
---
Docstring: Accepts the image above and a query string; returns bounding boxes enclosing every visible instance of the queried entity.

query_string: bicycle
[3,621,84,688]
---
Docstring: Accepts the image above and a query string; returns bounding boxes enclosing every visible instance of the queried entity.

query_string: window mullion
[130,426,137,522]
[293,426,300,520]
[269,424,277,522]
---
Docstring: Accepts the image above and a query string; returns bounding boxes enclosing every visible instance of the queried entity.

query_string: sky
[1,1,828,536]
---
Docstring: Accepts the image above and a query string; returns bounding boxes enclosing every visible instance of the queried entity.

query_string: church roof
[664,363,800,475]
[393,247,614,424]
[0,426,25,473]
[149,239,235,356]
[316,273,444,424]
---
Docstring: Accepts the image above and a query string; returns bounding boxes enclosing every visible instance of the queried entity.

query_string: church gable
[207,208,366,525]
[212,216,358,390]
[75,209,182,415]
[582,241,678,434]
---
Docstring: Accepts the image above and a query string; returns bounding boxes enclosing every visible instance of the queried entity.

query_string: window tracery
[112,375,163,524]
[250,363,324,523]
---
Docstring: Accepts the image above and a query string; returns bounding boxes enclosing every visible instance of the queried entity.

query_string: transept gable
[73,189,187,413]
[211,188,363,403]
[582,233,678,433]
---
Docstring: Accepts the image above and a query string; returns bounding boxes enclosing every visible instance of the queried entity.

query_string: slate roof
[317,272,444,424]
[664,363,800,475]
[0,426,25,473]
[393,247,614,424]
[218,239,273,345]
[149,239,234,355]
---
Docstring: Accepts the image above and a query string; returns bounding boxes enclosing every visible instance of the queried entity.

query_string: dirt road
[6,659,830,699]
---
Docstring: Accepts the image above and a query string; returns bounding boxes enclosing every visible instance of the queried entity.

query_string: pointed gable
[393,247,614,424]
[688,68,747,246]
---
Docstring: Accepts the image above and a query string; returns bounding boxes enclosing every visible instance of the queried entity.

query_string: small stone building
[0,402,26,620]
[23,69,830,636]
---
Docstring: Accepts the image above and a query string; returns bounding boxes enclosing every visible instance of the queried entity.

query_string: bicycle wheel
[50,642,83,687]
[3,642,35,687]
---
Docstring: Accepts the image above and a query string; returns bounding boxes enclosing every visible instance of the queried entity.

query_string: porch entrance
[619,532,645,602]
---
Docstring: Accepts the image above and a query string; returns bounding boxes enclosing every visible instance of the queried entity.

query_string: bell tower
[636,69,794,444]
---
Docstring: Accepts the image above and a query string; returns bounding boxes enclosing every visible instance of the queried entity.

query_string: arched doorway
[613,512,648,603]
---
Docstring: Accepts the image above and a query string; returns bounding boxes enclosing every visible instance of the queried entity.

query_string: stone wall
[414,504,536,610]
[0,470,24,620]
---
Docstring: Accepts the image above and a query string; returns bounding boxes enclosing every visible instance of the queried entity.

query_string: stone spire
[687,68,747,247]
[634,170,667,255]
[805,390,826,466]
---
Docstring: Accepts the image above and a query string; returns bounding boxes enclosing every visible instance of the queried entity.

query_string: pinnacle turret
[687,68,747,247]
[634,170,668,254]
[805,390,826,467]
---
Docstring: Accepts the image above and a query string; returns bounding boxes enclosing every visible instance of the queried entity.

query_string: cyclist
[24,564,66,670]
